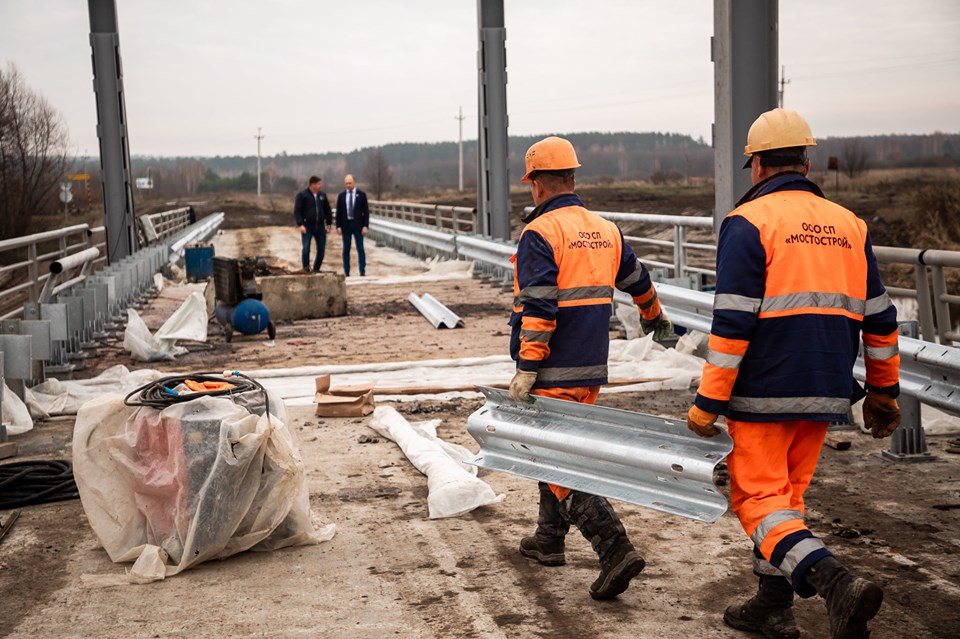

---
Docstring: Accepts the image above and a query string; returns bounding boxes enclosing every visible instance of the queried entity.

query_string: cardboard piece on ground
[0,442,18,460]
[314,374,375,417]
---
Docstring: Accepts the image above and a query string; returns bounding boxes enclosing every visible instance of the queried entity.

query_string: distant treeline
[122,131,959,196]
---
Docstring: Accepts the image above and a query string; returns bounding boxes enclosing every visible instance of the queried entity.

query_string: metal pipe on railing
[168,213,224,260]
[50,247,101,274]
[39,246,101,303]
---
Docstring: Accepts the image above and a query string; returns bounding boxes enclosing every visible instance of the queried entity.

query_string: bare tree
[840,140,869,179]
[364,147,393,200]
[0,64,70,240]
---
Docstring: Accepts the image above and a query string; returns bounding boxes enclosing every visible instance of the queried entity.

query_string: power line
[455,106,466,192]
[779,65,790,108]
[254,127,264,196]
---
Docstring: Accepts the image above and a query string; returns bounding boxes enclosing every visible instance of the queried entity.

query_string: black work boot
[804,556,883,639]
[568,492,645,600]
[519,483,570,567]
[723,575,801,639]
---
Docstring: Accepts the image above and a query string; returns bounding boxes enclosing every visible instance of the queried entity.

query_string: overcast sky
[1,1,957,158]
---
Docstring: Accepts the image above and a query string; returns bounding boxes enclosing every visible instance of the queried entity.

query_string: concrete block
[259,273,347,322]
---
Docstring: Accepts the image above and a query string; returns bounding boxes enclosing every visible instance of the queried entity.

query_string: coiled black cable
[0,460,79,509]
[123,371,272,420]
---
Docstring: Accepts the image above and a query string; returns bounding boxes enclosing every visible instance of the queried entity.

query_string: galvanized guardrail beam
[408,293,464,329]
[467,386,734,522]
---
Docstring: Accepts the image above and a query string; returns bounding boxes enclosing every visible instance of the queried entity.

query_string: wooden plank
[824,434,851,451]
[0,441,18,459]
[369,377,669,396]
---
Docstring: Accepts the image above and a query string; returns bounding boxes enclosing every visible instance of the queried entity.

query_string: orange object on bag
[183,379,236,393]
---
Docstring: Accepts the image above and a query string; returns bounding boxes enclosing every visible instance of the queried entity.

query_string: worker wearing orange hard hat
[509,136,672,601]
[687,108,901,639]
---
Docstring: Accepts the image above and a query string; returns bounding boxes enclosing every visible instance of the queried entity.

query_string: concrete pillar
[712,0,778,230]
[88,0,137,263]
[476,0,511,241]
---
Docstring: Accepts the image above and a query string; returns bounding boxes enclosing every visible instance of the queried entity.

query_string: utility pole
[456,106,466,192]
[778,65,790,108]
[254,127,264,196]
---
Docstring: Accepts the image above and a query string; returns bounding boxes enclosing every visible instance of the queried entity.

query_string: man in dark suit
[335,174,370,277]
[294,176,333,272]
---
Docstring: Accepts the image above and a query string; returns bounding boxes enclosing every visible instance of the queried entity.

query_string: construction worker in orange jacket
[509,136,673,600]
[687,108,901,639]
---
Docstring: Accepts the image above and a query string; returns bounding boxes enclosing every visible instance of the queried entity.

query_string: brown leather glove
[862,392,901,438]
[687,405,720,437]
[508,370,538,403]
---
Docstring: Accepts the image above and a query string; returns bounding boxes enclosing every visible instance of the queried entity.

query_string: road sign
[135,177,154,189]
[59,189,74,204]
[67,173,91,181]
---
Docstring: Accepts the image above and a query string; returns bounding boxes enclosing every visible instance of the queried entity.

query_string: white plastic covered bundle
[123,291,208,361]
[73,390,331,582]
[369,406,504,519]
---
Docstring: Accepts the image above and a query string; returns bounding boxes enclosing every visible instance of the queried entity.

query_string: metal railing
[0,208,213,322]
[539,208,716,279]
[872,247,960,344]
[0,224,99,321]
[370,200,476,234]
[371,200,960,346]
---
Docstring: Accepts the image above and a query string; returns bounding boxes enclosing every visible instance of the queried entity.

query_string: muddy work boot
[519,536,566,566]
[590,539,645,600]
[567,492,645,600]
[519,483,570,567]
[804,556,883,639]
[723,575,800,639]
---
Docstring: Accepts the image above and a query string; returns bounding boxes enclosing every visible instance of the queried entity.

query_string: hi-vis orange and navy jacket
[510,193,662,389]
[694,173,900,422]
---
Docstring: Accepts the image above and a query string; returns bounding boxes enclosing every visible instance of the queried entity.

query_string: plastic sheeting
[73,390,332,583]
[250,336,708,407]
[2,382,33,435]
[25,365,163,419]
[369,406,504,519]
[124,291,208,361]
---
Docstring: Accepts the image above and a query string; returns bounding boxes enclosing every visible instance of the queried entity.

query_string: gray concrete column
[477,0,511,241]
[713,0,778,230]
[89,0,137,263]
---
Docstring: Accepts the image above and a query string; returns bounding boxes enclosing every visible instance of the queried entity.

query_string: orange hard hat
[743,108,816,168]
[521,136,581,183]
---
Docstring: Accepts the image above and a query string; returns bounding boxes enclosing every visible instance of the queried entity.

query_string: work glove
[509,370,538,403]
[640,312,674,345]
[862,392,901,438]
[687,405,721,437]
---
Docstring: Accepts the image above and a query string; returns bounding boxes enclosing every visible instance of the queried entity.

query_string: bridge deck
[2,225,959,639]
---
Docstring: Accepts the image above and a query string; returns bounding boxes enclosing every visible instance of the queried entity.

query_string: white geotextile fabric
[253,335,707,406]
[25,365,163,419]
[123,291,208,361]
[369,406,504,519]
[73,391,332,583]
[2,381,33,434]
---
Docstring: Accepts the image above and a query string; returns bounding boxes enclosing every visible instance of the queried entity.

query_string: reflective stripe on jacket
[510,193,661,389]
[695,174,900,422]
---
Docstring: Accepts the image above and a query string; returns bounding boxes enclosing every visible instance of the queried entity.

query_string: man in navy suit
[294,176,333,272]
[336,174,370,277]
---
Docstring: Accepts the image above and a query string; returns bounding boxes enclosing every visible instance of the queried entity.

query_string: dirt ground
[2,223,960,639]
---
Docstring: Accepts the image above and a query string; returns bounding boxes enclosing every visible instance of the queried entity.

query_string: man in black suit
[336,174,370,277]
[294,176,333,272]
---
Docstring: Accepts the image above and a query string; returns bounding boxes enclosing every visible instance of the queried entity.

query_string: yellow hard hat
[743,108,816,168]
[521,136,581,183]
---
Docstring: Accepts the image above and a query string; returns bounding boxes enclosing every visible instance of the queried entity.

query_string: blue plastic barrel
[184,244,215,281]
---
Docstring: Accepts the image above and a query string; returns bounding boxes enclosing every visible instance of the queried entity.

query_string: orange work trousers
[726,419,829,561]
[531,385,601,502]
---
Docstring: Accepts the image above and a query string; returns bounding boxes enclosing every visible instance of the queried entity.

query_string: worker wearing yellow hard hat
[688,108,900,639]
